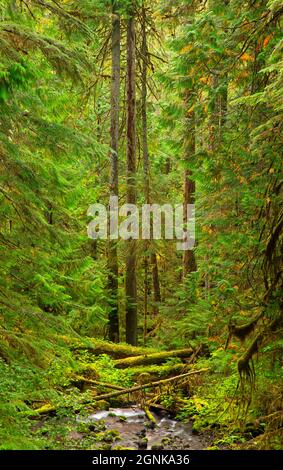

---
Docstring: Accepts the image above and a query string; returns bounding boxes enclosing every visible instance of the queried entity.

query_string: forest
[0,0,282,452]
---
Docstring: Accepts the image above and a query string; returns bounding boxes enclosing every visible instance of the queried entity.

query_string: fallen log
[92,368,209,401]
[70,375,126,391]
[144,406,157,426]
[32,403,56,416]
[127,363,187,381]
[61,336,157,359]
[114,348,193,368]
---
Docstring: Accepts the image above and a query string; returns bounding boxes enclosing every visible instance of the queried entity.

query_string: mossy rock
[118,415,127,422]
[151,444,164,450]
[95,400,110,410]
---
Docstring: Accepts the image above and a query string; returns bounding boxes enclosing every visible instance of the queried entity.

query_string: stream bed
[82,406,205,450]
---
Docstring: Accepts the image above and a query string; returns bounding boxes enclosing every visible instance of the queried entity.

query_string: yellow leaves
[202,225,214,234]
[227,343,239,351]
[180,44,193,54]
[209,335,220,343]
[199,76,210,84]
[238,70,249,79]
[269,168,275,174]
[234,263,243,271]
[256,35,273,52]
[240,52,254,62]
[263,35,272,48]
[191,396,208,411]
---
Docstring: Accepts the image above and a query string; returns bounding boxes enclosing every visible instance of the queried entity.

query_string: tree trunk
[125,5,137,345]
[183,107,197,277]
[151,253,161,313]
[141,4,161,322]
[108,2,121,342]
[141,3,149,344]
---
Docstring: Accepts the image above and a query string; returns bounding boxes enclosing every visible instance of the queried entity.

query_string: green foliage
[90,354,133,388]
[0,0,281,451]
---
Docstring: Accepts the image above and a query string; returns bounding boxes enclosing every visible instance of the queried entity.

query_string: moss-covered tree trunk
[125,3,137,345]
[108,1,121,342]
[183,106,197,277]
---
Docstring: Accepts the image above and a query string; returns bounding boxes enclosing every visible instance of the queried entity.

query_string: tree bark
[125,4,137,345]
[108,2,121,342]
[141,4,161,323]
[183,106,197,277]
[151,253,161,313]
[141,3,149,344]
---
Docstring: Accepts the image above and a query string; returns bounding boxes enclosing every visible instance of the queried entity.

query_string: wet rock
[145,421,155,430]
[67,431,83,440]
[88,424,97,432]
[118,415,127,422]
[95,400,110,410]
[161,437,172,445]
[151,444,164,450]
[137,428,146,438]
[80,406,205,451]
[138,437,148,449]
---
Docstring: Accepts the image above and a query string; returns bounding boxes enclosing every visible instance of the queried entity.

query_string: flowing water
[84,406,205,450]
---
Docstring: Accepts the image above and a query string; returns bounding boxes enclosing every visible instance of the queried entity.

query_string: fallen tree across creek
[92,368,209,401]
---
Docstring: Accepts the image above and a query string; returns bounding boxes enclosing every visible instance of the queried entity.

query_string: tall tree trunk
[183,106,197,277]
[125,5,137,345]
[141,3,149,343]
[208,1,228,155]
[141,4,161,328]
[206,0,228,294]
[108,2,120,342]
[151,253,161,312]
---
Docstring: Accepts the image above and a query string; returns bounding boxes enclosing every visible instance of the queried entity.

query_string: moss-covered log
[144,406,157,426]
[114,348,193,368]
[62,336,157,358]
[127,363,187,381]
[32,403,56,416]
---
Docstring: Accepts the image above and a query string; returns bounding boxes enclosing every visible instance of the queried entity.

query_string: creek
[83,406,205,450]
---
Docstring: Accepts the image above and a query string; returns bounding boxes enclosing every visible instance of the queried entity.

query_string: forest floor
[1,332,281,450]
